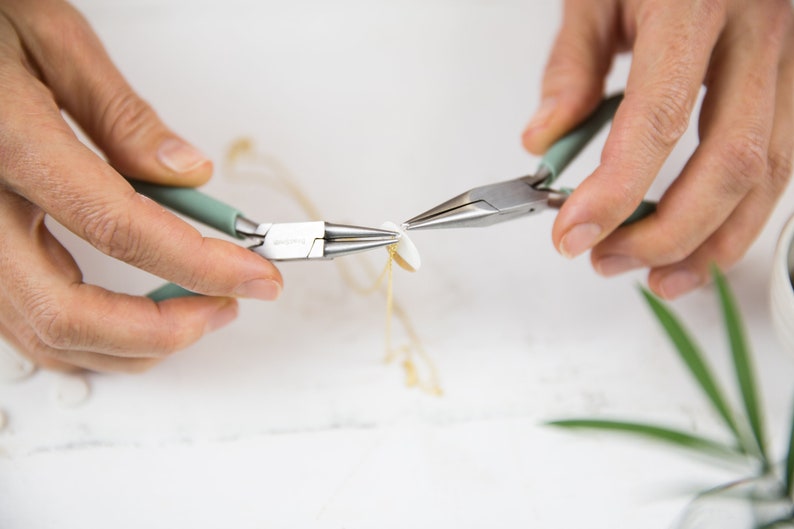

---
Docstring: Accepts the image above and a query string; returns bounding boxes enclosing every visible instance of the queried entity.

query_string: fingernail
[206,301,239,333]
[595,255,644,277]
[234,279,282,301]
[157,138,209,173]
[559,223,601,259]
[659,270,701,299]
[523,97,557,136]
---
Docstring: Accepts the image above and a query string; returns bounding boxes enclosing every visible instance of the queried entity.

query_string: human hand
[0,0,282,372]
[523,0,794,299]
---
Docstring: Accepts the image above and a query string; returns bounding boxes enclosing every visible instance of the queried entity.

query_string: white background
[2,1,794,528]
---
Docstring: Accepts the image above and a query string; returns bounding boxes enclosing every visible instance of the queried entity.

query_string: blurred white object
[53,374,91,408]
[0,339,35,383]
[771,212,794,354]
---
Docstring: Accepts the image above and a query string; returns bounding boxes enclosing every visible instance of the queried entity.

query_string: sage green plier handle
[129,180,246,240]
[536,93,657,225]
[537,93,622,182]
[127,181,250,301]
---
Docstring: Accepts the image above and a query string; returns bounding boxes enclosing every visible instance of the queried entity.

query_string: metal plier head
[402,172,567,231]
[236,219,400,260]
[401,94,653,232]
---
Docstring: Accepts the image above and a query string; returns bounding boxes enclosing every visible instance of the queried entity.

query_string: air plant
[549,267,794,528]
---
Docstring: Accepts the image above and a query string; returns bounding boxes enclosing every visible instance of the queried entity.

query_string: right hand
[0,0,283,373]
[523,0,794,299]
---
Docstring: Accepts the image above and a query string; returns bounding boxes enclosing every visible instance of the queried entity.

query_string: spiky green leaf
[548,419,742,459]
[785,398,794,497]
[713,266,767,462]
[641,288,745,451]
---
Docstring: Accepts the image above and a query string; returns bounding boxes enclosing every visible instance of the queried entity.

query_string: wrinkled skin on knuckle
[78,199,146,265]
[100,89,158,149]
[23,289,77,351]
[637,85,692,153]
[767,148,794,192]
[714,131,767,195]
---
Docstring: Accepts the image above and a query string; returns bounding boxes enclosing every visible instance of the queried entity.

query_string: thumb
[11,1,211,186]
[522,0,620,154]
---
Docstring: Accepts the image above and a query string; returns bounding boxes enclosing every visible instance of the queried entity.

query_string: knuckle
[101,90,158,147]
[767,146,794,190]
[80,202,144,264]
[640,87,692,151]
[25,292,77,350]
[715,131,768,192]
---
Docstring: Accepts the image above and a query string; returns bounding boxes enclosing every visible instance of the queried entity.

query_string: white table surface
[2,1,794,528]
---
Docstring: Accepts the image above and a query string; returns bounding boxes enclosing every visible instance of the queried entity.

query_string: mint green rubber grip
[129,180,245,239]
[623,200,657,226]
[555,188,657,227]
[147,282,198,301]
[535,93,656,225]
[537,93,623,186]
[128,180,246,300]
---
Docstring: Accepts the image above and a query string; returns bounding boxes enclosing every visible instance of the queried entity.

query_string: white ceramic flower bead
[381,221,421,272]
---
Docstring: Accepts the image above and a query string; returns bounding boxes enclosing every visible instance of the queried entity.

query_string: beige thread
[224,139,442,395]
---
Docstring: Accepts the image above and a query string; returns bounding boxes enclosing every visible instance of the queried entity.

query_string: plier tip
[251,221,400,260]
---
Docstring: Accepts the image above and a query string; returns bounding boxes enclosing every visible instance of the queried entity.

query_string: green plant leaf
[713,266,767,462]
[641,288,745,452]
[785,398,794,497]
[548,419,742,459]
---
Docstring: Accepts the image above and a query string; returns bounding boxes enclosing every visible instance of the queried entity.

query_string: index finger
[69,152,282,299]
[552,0,726,258]
[0,8,283,301]
[0,81,281,299]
